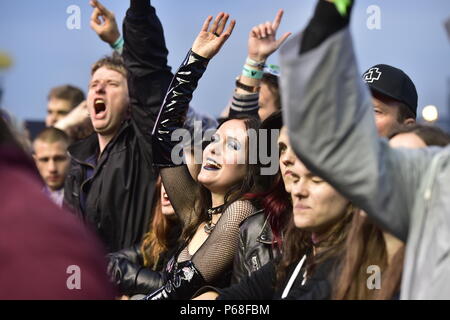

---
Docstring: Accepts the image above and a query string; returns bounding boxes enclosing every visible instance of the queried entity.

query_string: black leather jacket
[107,244,164,296]
[231,209,280,284]
[107,222,182,296]
[64,1,172,252]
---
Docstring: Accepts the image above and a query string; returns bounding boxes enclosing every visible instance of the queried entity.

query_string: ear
[403,118,416,126]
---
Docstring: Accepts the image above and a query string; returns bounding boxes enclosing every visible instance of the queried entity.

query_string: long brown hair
[333,213,404,300]
[276,204,355,288]
[141,178,178,270]
[181,116,263,242]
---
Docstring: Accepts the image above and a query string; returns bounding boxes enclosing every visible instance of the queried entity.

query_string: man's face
[372,96,403,138]
[33,140,70,191]
[87,67,129,137]
[258,83,278,121]
[46,98,72,127]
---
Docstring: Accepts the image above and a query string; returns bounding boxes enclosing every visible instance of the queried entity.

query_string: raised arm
[122,0,172,143]
[281,0,436,240]
[153,13,235,225]
[90,0,123,53]
[229,10,290,119]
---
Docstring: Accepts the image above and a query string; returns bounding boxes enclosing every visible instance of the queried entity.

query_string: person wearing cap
[362,64,417,137]
[281,0,450,299]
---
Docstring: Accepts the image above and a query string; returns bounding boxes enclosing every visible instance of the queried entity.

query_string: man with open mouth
[63,0,172,252]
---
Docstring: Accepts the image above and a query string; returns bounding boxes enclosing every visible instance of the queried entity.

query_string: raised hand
[248,9,291,62]
[90,0,121,45]
[192,12,236,59]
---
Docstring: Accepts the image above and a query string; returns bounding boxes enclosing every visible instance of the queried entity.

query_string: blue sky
[1,0,449,124]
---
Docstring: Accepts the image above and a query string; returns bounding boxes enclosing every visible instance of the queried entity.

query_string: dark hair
[372,90,416,122]
[0,115,18,147]
[1,110,32,153]
[245,174,291,251]
[261,73,281,110]
[244,111,288,249]
[332,213,390,299]
[91,52,127,78]
[34,127,70,146]
[389,124,450,147]
[396,102,416,122]
[333,213,405,300]
[47,85,85,110]
[181,115,262,242]
[276,204,355,288]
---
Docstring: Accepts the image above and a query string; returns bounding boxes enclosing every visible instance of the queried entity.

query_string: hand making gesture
[192,12,236,59]
[90,0,121,46]
[248,9,291,63]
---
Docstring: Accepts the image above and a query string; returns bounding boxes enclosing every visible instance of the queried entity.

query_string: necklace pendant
[204,222,216,234]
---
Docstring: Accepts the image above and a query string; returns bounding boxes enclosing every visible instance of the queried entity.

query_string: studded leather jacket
[231,209,281,284]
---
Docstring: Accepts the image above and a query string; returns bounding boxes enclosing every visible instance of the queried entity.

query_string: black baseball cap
[362,64,418,117]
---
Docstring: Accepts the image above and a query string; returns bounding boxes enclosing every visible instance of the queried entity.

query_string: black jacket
[216,256,338,300]
[107,224,182,296]
[107,244,164,296]
[231,209,280,284]
[64,2,173,252]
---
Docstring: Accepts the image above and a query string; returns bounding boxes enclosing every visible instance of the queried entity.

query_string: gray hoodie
[280,25,450,299]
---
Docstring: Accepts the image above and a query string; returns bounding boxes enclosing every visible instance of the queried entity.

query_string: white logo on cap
[363,67,382,83]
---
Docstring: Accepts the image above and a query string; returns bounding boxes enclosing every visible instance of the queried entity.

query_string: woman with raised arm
[227,11,291,283]
[142,13,271,300]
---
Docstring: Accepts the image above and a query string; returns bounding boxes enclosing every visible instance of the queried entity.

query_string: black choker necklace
[204,204,225,234]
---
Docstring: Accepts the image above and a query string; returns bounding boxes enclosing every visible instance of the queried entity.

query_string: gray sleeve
[228,92,260,119]
[280,29,436,241]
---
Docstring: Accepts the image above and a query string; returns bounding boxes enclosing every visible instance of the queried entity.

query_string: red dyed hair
[245,174,291,250]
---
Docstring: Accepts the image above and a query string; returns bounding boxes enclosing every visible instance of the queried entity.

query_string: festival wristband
[110,36,124,50]
[242,66,264,79]
[245,57,266,69]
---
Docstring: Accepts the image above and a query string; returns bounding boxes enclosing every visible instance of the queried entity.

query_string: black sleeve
[108,243,143,265]
[300,0,353,54]
[216,260,276,300]
[123,0,173,152]
[107,244,165,296]
[284,257,337,300]
[230,228,250,284]
[155,51,210,227]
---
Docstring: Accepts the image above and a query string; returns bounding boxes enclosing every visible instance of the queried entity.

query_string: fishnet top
[160,166,257,282]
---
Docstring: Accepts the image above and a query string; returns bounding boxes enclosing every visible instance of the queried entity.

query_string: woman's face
[197,119,248,195]
[290,159,350,234]
[278,126,296,193]
[160,183,175,216]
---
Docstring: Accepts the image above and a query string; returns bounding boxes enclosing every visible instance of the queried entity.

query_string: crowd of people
[1,0,450,300]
